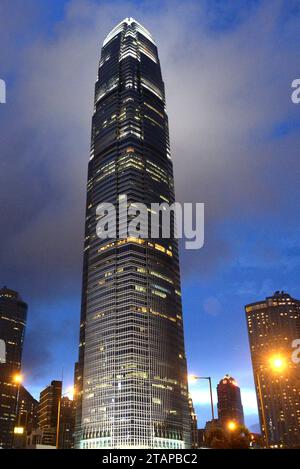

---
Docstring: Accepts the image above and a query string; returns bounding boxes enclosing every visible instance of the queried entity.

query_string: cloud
[1,0,300,388]
[1,0,300,292]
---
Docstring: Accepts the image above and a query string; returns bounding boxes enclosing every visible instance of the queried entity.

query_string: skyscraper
[0,286,27,448]
[245,291,300,448]
[217,375,244,428]
[38,380,62,447]
[75,18,190,449]
[12,385,38,449]
[58,396,75,449]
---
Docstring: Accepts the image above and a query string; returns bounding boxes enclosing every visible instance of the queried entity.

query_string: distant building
[245,291,300,448]
[188,395,198,448]
[18,385,39,431]
[26,427,57,449]
[217,375,244,428]
[197,428,205,448]
[58,396,75,449]
[38,380,62,447]
[203,419,221,447]
[13,385,38,448]
[0,287,27,448]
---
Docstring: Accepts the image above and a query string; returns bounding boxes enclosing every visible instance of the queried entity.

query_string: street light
[188,375,215,421]
[13,373,23,385]
[227,420,237,432]
[13,373,23,427]
[269,355,287,372]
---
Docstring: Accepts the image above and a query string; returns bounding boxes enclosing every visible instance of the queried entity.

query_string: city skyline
[1,0,300,432]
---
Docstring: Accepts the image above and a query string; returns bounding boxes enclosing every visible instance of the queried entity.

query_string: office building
[0,287,27,448]
[75,17,190,448]
[245,291,300,448]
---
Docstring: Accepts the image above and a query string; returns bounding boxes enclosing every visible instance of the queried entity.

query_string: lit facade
[245,291,300,448]
[0,287,27,449]
[75,18,190,449]
[38,380,62,447]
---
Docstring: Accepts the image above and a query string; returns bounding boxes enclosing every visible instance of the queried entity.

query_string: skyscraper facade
[245,291,300,448]
[0,287,27,448]
[75,18,190,449]
[12,385,38,449]
[58,396,75,449]
[38,380,62,447]
[217,375,244,428]
[188,396,198,448]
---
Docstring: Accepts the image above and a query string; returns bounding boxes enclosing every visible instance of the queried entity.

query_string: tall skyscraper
[0,286,27,448]
[245,291,300,448]
[75,18,190,449]
[38,380,62,447]
[217,375,244,428]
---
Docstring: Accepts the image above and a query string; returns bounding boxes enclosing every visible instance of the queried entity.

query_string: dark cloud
[1,0,300,398]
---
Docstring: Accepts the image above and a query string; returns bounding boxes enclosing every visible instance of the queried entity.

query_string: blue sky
[1,0,300,429]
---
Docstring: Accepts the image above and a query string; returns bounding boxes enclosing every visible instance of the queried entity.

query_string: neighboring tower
[13,385,38,449]
[217,375,244,428]
[38,380,62,447]
[245,291,300,448]
[58,396,75,449]
[188,395,198,448]
[75,18,190,449]
[0,286,27,448]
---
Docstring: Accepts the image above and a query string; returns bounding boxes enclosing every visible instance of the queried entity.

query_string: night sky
[1,0,300,430]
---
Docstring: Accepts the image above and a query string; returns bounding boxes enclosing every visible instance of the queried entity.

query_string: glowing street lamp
[188,374,215,421]
[269,355,287,372]
[13,373,23,385]
[13,372,24,434]
[227,420,237,432]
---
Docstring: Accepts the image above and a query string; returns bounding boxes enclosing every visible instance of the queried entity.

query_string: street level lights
[189,375,215,421]
[13,373,23,426]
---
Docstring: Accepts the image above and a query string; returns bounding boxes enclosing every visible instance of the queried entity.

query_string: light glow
[227,421,237,431]
[269,355,287,372]
[13,373,23,384]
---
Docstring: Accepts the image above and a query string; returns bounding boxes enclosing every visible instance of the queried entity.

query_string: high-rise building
[13,385,38,449]
[75,17,190,449]
[245,291,300,448]
[0,286,27,448]
[188,395,198,448]
[38,380,62,447]
[58,396,75,449]
[217,375,244,428]
[17,385,39,432]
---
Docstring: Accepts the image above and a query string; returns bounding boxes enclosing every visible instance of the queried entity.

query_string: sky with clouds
[1,0,300,429]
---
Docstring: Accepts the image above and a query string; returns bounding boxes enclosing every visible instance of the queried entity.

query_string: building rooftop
[0,286,23,302]
[103,17,155,47]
